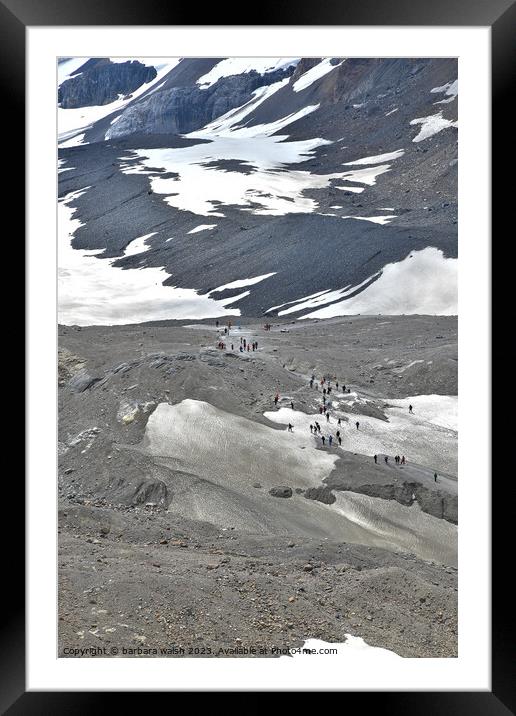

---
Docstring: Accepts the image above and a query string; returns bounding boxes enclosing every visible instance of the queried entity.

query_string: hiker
[231,343,234,350]
[326,412,330,422]
[336,381,339,390]
[243,339,246,348]
[310,424,313,433]
[347,388,351,394]
[323,395,326,405]
[336,430,340,438]
[274,394,279,406]
[327,386,332,394]
[434,471,438,482]
[401,456,406,465]
[384,456,389,464]
[356,421,360,430]
[239,345,243,352]
[319,406,323,415]
[310,379,314,388]
[321,436,325,446]
[338,418,341,426]
[255,341,258,349]
[291,401,294,410]
[247,344,250,352]
[224,327,228,335]
[394,455,399,465]
[216,320,219,327]
[323,388,327,395]
[338,436,342,446]
[342,384,346,392]
[288,423,293,432]
[329,435,333,446]
[409,404,413,413]
[374,454,378,464]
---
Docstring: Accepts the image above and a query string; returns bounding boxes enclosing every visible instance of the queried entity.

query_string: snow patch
[123,232,157,256]
[431,79,458,104]
[340,215,396,225]
[343,149,404,166]
[210,273,276,292]
[284,636,402,660]
[410,111,458,142]
[188,224,217,234]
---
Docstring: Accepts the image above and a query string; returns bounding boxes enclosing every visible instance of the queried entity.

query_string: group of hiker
[239,337,259,352]
[216,323,435,479]
[374,453,406,465]
[214,320,260,354]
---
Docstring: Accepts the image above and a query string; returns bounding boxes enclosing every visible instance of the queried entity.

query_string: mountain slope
[58,57,458,325]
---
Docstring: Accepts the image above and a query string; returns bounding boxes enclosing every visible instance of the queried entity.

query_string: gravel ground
[58,315,458,658]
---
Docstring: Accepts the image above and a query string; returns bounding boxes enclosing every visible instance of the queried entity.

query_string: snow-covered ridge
[196,58,300,88]
[292,58,344,92]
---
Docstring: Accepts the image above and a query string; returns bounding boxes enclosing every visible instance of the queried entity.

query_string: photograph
[56,55,459,660]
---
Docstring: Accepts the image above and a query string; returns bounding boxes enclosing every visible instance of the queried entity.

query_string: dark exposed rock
[131,479,170,508]
[304,486,336,505]
[68,369,101,393]
[269,486,293,498]
[59,59,157,108]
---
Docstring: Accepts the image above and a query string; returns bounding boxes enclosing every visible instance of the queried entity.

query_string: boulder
[269,486,293,498]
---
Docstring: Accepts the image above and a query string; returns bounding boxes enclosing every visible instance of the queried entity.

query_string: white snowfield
[301,247,457,318]
[121,128,354,218]
[264,391,458,476]
[292,58,344,92]
[58,190,245,325]
[283,635,402,660]
[410,111,458,143]
[142,399,456,564]
[196,58,300,88]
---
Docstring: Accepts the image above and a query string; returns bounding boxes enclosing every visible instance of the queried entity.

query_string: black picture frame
[8,0,513,708]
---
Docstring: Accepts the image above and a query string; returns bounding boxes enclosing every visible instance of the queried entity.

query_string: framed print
[6,0,513,706]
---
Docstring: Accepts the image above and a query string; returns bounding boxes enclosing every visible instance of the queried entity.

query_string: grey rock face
[106,66,296,139]
[59,59,157,108]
